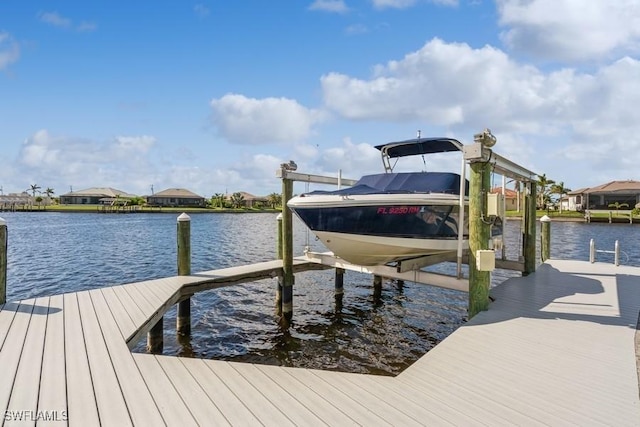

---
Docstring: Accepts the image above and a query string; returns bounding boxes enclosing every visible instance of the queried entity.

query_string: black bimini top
[374,137,464,158]
[303,172,468,196]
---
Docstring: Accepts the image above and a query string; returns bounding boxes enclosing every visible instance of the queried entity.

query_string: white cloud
[371,0,457,9]
[16,130,159,194]
[497,0,640,61]
[76,21,98,32]
[319,38,640,185]
[321,38,550,131]
[0,32,20,70]
[194,4,210,18]
[38,11,97,32]
[39,11,72,28]
[210,93,325,145]
[309,0,349,13]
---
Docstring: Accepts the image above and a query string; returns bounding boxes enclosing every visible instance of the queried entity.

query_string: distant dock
[0,258,638,425]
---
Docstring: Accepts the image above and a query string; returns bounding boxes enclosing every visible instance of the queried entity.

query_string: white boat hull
[313,230,468,266]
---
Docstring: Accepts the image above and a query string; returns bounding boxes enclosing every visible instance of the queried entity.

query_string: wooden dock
[1,258,639,425]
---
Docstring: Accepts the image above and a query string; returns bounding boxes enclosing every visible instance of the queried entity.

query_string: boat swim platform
[0,259,639,425]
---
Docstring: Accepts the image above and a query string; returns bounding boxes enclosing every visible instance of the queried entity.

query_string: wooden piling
[335,268,344,297]
[540,215,551,262]
[0,217,6,305]
[281,177,294,326]
[147,319,163,354]
[275,213,283,316]
[176,213,191,336]
[523,182,537,275]
[468,160,492,318]
[373,274,383,300]
[335,267,344,309]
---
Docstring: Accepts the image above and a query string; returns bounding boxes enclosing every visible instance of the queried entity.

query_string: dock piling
[335,267,344,297]
[468,157,492,318]
[523,181,537,275]
[275,213,283,316]
[540,215,551,262]
[0,217,6,304]
[176,213,191,336]
[147,319,164,353]
[280,173,294,327]
[373,275,383,300]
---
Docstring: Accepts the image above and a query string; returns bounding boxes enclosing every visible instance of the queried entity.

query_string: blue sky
[1,0,639,198]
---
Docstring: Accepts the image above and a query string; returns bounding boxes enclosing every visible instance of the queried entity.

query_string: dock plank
[255,364,361,426]
[305,368,447,426]
[0,300,35,416]
[63,293,100,427]
[5,297,50,425]
[278,366,392,426]
[199,360,295,427]
[176,358,261,426]
[75,291,132,426]
[100,287,137,339]
[89,289,166,427]
[37,294,67,427]
[108,285,147,333]
[155,355,230,426]
[225,362,325,426]
[132,354,199,427]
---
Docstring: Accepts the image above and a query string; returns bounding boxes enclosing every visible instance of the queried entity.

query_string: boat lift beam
[463,143,537,182]
[301,251,469,293]
[276,169,358,187]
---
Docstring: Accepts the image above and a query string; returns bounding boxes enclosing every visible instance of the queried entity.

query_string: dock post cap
[0,217,5,226]
[540,215,551,222]
[276,213,283,220]
[177,213,191,222]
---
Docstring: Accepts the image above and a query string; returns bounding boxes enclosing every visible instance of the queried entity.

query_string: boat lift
[277,130,538,295]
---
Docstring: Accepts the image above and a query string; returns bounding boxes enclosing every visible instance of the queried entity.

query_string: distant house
[490,187,518,211]
[59,188,137,205]
[146,188,206,207]
[226,191,268,208]
[566,187,590,212]
[565,181,640,211]
[0,192,35,209]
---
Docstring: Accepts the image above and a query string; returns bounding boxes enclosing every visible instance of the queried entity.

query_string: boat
[287,136,470,266]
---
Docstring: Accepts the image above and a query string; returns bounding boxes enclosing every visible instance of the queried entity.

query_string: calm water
[2,212,639,375]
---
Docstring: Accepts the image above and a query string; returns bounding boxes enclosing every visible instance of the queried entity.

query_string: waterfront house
[0,193,35,210]
[565,181,640,211]
[59,188,137,205]
[490,187,518,211]
[225,191,268,208]
[566,187,589,211]
[146,188,206,207]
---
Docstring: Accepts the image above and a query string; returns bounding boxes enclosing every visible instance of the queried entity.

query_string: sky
[1,0,639,198]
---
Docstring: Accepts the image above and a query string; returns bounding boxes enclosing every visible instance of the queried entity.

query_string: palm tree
[212,193,225,208]
[536,174,555,210]
[28,184,41,197]
[608,202,629,216]
[43,187,55,198]
[230,192,245,209]
[550,182,571,213]
[267,192,281,209]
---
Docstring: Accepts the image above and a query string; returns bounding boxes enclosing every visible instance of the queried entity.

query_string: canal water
[2,212,639,375]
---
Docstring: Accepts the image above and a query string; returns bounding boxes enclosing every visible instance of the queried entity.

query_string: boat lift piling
[0,217,6,305]
[463,129,537,318]
[276,165,358,325]
[281,171,295,327]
